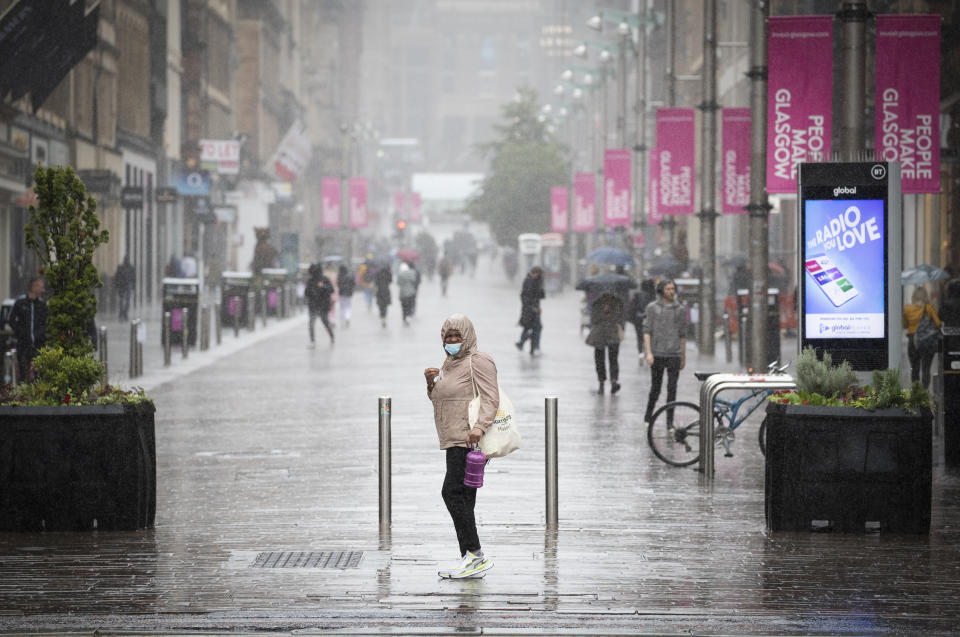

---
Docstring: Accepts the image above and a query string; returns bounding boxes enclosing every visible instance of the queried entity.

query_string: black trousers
[907,334,936,389]
[441,446,480,557]
[646,355,682,421]
[594,344,619,382]
[308,308,334,342]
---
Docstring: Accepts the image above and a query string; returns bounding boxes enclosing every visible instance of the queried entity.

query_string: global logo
[832,186,857,197]
[819,323,830,333]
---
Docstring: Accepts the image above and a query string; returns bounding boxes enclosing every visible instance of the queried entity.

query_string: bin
[943,327,960,468]
[261,268,288,318]
[735,288,781,366]
[221,271,253,328]
[161,278,199,347]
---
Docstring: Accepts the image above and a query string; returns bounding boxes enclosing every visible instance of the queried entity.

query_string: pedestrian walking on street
[336,264,356,328]
[357,257,375,312]
[305,264,334,347]
[627,279,656,364]
[114,255,135,320]
[9,277,47,382]
[397,262,419,326]
[423,314,497,579]
[374,264,392,328]
[515,266,544,355]
[437,254,453,296]
[643,280,688,424]
[903,286,941,389]
[586,292,624,394]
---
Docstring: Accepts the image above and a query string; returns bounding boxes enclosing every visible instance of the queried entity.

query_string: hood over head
[441,314,477,358]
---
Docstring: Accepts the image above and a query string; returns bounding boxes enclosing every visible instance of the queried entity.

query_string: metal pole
[697,0,718,355]
[747,0,771,371]
[136,325,143,377]
[214,301,222,345]
[98,325,108,380]
[378,396,392,530]
[181,307,189,359]
[617,34,628,149]
[247,292,256,332]
[163,311,172,367]
[659,0,677,250]
[261,289,268,327]
[545,396,559,528]
[838,2,869,160]
[129,319,138,378]
[632,2,649,277]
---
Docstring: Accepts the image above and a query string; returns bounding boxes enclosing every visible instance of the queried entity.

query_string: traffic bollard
[247,292,256,332]
[200,304,210,351]
[232,296,240,337]
[261,289,268,327]
[129,319,139,378]
[181,307,190,359]
[545,396,558,528]
[98,325,108,380]
[3,349,17,387]
[722,312,732,363]
[738,306,750,368]
[163,311,172,367]
[137,326,143,377]
[214,301,222,346]
[379,396,392,531]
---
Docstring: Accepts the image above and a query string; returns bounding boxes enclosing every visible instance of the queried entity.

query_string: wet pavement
[2,257,960,636]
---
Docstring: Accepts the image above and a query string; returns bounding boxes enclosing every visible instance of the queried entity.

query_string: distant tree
[465,86,570,247]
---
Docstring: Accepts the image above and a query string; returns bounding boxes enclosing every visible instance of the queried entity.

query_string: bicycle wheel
[647,401,702,467]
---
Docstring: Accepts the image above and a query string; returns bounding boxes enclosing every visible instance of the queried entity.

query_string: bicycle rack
[698,373,796,481]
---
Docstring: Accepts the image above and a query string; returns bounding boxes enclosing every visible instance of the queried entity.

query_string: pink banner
[410,192,422,223]
[550,186,569,233]
[648,149,661,225]
[766,16,832,194]
[320,178,341,229]
[655,108,695,215]
[603,149,631,227]
[876,15,940,194]
[722,108,751,214]
[348,177,368,229]
[573,173,596,233]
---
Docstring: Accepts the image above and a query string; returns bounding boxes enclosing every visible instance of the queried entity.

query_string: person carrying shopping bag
[423,314,497,579]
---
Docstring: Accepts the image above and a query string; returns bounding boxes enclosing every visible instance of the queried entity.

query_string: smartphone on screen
[804,254,859,307]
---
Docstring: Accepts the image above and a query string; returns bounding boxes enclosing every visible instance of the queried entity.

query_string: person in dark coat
[941,280,960,328]
[9,277,47,382]
[114,255,135,320]
[515,266,545,355]
[374,265,393,328]
[304,264,334,346]
[586,292,624,395]
[627,279,657,362]
[336,264,356,328]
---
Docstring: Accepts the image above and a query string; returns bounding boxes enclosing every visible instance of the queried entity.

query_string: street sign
[155,187,178,204]
[121,186,144,209]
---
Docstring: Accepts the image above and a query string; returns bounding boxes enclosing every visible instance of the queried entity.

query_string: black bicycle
[646,361,790,467]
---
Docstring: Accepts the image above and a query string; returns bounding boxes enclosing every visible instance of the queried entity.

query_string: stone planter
[0,403,156,531]
[763,402,932,534]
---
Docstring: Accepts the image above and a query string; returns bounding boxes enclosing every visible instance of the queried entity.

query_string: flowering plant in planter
[0,166,149,406]
[768,346,932,412]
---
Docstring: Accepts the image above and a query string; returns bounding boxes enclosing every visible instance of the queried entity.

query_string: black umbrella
[576,272,637,304]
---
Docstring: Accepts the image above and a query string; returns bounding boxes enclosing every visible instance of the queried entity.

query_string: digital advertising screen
[798,161,900,371]
[802,198,886,339]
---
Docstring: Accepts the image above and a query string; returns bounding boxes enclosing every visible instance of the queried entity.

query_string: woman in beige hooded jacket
[424,314,498,579]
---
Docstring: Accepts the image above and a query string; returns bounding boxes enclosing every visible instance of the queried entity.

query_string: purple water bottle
[463,447,487,488]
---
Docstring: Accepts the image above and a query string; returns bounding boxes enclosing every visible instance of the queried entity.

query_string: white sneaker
[438,551,493,579]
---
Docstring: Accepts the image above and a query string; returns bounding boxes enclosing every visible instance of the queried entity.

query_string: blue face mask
[444,343,462,356]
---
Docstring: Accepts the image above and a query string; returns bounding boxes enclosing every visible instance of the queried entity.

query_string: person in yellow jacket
[903,287,942,389]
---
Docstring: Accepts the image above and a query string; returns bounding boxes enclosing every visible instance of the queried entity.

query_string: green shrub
[794,346,859,399]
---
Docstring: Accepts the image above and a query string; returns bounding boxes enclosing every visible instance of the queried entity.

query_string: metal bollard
[738,306,750,367]
[247,292,256,332]
[163,311,172,366]
[98,325,108,380]
[137,327,144,377]
[722,312,732,363]
[129,319,139,378]
[181,307,190,359]
[379,396,392,530]
[261,289,268,327]
[214,301,222,345]
[200,304,210,351]
[232,296,240,337]
[545,396,559,528]
[4,349,18,387]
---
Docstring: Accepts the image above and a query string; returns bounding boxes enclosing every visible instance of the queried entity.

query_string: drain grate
[251,551,363,569]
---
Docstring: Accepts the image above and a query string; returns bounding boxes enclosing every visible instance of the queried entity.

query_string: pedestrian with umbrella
[585,292,624,395]
[903,286,942,390]
[374,261,393,328]
[575,266,637,317]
